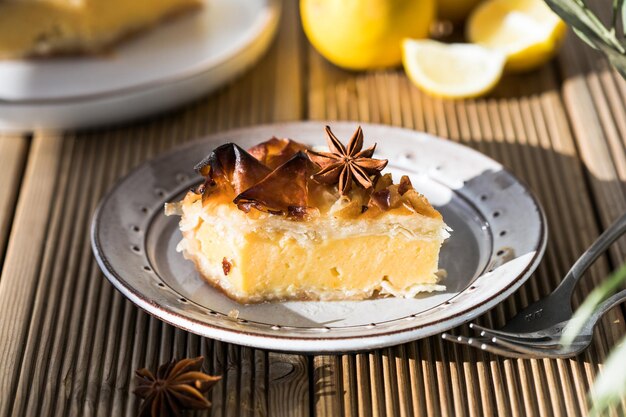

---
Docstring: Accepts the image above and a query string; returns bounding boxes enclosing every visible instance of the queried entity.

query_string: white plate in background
[0,0,281,132]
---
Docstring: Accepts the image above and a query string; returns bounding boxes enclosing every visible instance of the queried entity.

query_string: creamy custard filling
[167,192,449,303]
[177,223,447,302]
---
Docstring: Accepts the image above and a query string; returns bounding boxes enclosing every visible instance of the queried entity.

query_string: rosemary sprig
[544,0,626,76]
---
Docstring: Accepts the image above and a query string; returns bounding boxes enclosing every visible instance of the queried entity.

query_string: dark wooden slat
[267,354,309,417]
[557,30,626,260]
[0,134,65,417]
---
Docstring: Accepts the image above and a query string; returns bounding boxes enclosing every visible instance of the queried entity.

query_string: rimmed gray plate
[91,122,547,353]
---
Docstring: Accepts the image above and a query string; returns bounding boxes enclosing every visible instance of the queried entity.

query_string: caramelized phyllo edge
[181,135,443,222]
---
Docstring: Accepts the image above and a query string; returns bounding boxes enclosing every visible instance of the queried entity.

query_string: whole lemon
[300,0,435,70]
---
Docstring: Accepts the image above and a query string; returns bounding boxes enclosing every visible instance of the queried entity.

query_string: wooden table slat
[0,133,66,417]
[0,134,28,268]
[558,29,626,259]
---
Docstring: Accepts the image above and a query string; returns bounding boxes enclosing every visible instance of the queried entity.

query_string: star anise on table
[308,126,388,194]
[134,357,221,417]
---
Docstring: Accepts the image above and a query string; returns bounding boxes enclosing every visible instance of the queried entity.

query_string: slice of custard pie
[165,126,450,303]
[0,0,202,59]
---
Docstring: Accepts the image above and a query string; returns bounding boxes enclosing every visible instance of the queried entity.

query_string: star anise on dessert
[308,126,388,194]
[134,357,221,417]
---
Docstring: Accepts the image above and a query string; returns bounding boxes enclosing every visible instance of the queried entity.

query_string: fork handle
[555,212,626,298]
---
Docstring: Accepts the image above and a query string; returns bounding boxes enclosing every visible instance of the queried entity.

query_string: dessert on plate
[165,126,450,303]
[0,0,202,59]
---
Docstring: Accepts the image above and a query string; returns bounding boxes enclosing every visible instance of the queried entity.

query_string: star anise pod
[308,126,388,194]
[134,357,221,417]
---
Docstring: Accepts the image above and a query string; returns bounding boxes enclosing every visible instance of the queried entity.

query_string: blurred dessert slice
[0,0,202,59]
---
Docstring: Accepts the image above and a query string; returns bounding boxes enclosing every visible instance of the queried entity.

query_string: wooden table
[1,2,626,416]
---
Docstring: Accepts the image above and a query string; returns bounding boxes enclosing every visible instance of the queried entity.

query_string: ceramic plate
[0,0,280,132]
[91,122,547,353]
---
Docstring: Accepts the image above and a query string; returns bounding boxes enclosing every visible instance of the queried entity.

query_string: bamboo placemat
[1,1,625,416]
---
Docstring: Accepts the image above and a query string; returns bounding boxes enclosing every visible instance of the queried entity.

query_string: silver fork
[441,212,626,359]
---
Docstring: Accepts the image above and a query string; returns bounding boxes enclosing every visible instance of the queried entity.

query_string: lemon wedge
[467,0,566,72]
[402,39,505,99]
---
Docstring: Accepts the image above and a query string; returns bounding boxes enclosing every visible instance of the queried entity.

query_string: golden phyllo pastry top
[192,126,442,221]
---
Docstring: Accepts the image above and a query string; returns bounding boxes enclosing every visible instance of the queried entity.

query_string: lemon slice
[467,0,566,72]
[402,39,505,99]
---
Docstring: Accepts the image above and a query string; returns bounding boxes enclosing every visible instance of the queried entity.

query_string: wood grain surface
[1,1,625,416]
